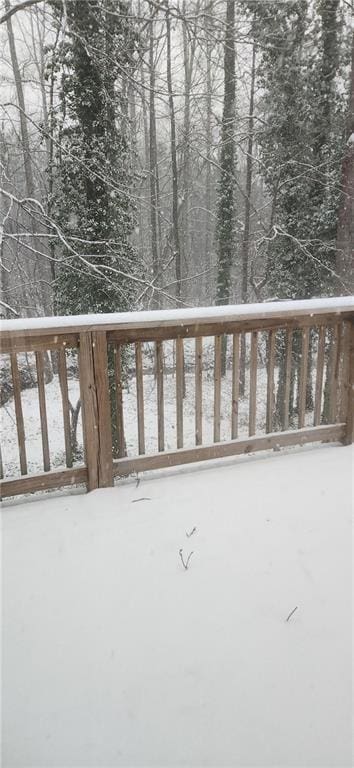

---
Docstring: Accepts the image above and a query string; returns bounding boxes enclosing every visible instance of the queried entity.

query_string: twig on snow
[285,606,298,622]
[179,548,194,570]
[132,497,151,503]
[186,526,197,538]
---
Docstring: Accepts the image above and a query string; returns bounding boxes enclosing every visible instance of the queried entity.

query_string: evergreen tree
[251,0,348,299]
[52,0,139,317]
[215,0,236,375]
[48,0,139,456]
[250,0,348,425]
[336,31,354,294]
[216,0,236,306]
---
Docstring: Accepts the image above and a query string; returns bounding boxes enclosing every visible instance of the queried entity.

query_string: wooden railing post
[1,298,353,500]
[343,320,354,445]
[79,330,113,490]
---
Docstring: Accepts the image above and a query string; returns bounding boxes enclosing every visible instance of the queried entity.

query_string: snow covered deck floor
[2,445,353,767]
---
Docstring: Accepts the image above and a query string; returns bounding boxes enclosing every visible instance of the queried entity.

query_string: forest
[0,0,353,323]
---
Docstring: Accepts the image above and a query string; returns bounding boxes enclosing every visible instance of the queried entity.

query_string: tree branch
[0,299,19,316]
[0,0,43,25]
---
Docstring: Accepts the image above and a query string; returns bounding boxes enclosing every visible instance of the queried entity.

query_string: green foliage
[51,0,140,316]
[250,0,349,299]
[245,0,350,424]
[216,0,236,306]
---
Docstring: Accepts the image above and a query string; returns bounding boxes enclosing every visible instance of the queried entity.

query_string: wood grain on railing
[176,338,184,449]
[58,348,72,468]
[1,467,88,497]
[1,298,352,498]
[156,341,164,452]
[135,342,145,455]
[298,328,309,429]
[114,344,125,459]
[10,352,27,475]
[266,330,276,434]
[231,333,239,439]
[283,329,293,431]
[344,321,354,445]
[92,330,113,488]
[329,324,340,423]
[213,335,222,443]
[0,333,79,355]
[108,313,350,345]
[195,337,203,445]
[35,351,50,472]
[79,332,99,490]
[79,331,113,489]
[113,424,346,476]
[314,327,326,426]
[249,331,258,436]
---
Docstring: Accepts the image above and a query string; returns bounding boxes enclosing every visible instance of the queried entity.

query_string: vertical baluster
[0,442,3,480]
[92,331,113,487]
[58,348,72,468]
[283,329,293,430]
[231,333,239,439]
[156,341,164,452]
[266,330,276,433]
[213,335,222,442]
[343,320,354,445]
[314,326,326,426]
[10,352,27,475]
[135,342,145,454]
[35,351,50,471]
[114,344,125,458]
[195,337,203,445]
[338,321,350,426]
[329,324,340,423]
[176,338,184,449]
[249,331,258,436]
[298,328,309,429]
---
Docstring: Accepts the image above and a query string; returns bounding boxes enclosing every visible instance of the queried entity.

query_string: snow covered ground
[2,444,353,767]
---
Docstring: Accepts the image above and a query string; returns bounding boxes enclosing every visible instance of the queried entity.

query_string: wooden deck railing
[1,297,353,498]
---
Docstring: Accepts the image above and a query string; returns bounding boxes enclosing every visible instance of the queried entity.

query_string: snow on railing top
[1,296,353,336]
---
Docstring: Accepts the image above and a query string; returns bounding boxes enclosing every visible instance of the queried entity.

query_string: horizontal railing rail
[1,297,353,499]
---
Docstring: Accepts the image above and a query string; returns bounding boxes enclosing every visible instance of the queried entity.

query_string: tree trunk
[181,1,199,281]
[6,0,35,198]
[216,0,236,374]
[5,0,49,315]
[31,8,59,301]
[204,0,213,302]
[239,40,256,396]
[336,32,354,294]
[149,10,161,306]
[166,2,182,304]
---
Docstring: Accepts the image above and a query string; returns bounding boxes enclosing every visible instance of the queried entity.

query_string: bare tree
[216,0,236,374]
[166,0,182,303]
[204,0,214,301]
[148,7,161,305]
[239,39,256,395]
[181,0,199,275]
[216,0,236,307]
[5,0,35,197]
